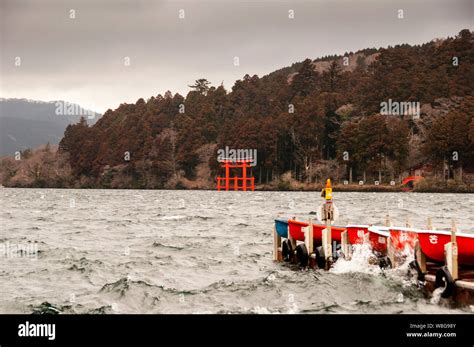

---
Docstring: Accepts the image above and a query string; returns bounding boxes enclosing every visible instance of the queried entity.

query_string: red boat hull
[287,220,308,241]
[287,220,346,244]
[417,231,474,266]
[313,224,346,243]
[287,220,474,266]
[346,225,370,244]
[368,227,390,254]
[389,228,418,252]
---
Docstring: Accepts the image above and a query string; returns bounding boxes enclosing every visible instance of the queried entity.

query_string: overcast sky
[1,0,472,113]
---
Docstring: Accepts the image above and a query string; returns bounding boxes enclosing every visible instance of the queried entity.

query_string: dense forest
[1,29,473,190]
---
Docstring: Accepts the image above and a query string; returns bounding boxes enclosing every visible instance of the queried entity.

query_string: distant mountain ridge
[0,98,101,156]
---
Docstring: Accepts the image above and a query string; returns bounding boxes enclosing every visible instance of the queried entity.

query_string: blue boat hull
[274,219,288,238]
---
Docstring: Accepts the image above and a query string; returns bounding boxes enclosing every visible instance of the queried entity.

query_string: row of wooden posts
[272,218,342,270]
[273,216,460,281]
[386,217,459,282]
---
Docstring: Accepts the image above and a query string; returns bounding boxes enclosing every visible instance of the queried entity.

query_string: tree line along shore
[1,30,473,192]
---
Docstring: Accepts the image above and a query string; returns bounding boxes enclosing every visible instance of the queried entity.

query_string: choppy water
[1,189,473,314]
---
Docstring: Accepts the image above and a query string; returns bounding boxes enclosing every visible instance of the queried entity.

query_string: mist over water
[1,189,473,314]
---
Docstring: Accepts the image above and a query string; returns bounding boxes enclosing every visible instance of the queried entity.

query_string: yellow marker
[325,179,332,201]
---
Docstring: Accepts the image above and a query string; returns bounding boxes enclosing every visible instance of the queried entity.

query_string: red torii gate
[216,159,255,191]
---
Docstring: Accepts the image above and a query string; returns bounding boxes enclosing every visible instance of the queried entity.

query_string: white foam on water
[250,306,276,314]
[430,287,444,305]
[286,302,299,314]
[331,241,420,292]
[396,293,404,303]
[192,311,213,314]
[385,247,415,283]
[330,243,381,275]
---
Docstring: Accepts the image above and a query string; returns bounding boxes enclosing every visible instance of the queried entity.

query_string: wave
[299,303,342,313]
[193,215,213,220]
[155,215,212,221]
[99,277,190,296]
[157,215,186,221]
[68,264,87,273]
[30,301,70,314]
[152,242,185,250]
[86,305,115,314]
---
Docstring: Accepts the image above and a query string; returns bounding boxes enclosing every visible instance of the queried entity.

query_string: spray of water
[329,241,455,308]
[385,245,416,285]
[330,243,382,275]
[430,287,444,305]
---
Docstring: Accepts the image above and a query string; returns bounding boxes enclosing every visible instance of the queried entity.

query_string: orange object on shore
[402,175,423,189]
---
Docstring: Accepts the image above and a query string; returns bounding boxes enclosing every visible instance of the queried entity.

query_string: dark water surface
[1,189,473,313]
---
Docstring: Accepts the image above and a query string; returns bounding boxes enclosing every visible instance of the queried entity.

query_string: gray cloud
[1,0,472,112]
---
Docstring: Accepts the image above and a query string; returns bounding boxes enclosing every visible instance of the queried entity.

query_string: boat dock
[273,180,474,306]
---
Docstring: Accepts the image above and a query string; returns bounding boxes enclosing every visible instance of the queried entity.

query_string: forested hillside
[2,30,473,189]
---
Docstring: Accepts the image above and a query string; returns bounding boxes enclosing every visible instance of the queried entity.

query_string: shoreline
[1,184,473,193]
[256,184,474,193]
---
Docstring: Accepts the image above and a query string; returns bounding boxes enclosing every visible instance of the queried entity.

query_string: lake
[1,189,473,313]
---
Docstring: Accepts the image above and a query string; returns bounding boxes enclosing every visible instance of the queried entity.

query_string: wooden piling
[363,231,370,244]
[426,217,433,231]
[273,225,281,261]
[445,220,459,280]
[304,219,314,255]
[414,239,427,273]
[307,220,317,269]
[322,228,331,270]
[288,221,296,253]
[387,237,396,268]
[383,215,395,265]
[451,219,457,244]
[405,217,412,228]
[341,230,350,259]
